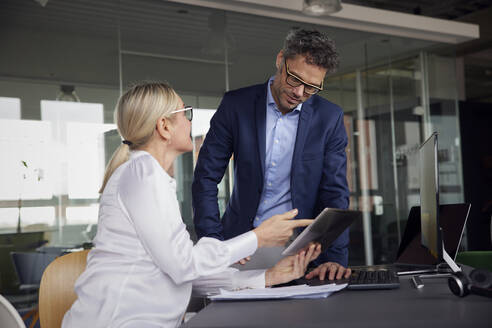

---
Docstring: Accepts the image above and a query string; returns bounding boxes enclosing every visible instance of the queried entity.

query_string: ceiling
[0,0,491,101]
[345,0,492,102]
[0,0,435,92]
[344,0,492,20]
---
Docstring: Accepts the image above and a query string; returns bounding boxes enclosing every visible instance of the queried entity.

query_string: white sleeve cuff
[223,230,258,264]
[231,269,266,290]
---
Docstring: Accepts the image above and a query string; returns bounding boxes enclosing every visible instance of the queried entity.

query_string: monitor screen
[419,132,442,261]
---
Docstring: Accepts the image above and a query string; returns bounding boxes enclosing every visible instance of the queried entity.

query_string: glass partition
[323,49,464,265]
[0,0,120,297]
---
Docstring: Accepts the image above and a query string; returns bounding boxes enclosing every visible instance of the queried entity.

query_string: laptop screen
[395,203,470,265]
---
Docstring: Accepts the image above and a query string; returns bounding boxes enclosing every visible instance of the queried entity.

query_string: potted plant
[18,160,43,233]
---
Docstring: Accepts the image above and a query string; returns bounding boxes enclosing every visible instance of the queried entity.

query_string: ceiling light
[56,85,80,102]
[33,0,49,7]
[303,0,342,16]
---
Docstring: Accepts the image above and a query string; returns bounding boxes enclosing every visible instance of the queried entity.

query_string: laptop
[386,203,471,275]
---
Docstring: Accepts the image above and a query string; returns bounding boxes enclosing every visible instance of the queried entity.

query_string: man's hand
[265,243,321,286]
[305,262,351,281]
[253,209,313,248]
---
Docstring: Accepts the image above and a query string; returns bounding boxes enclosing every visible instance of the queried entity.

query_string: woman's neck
[138,142,178,176]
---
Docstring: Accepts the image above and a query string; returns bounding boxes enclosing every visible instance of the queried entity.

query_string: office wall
[0,0,467,295]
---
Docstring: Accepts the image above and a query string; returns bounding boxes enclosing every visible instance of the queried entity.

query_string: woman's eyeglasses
[170,105,193,121]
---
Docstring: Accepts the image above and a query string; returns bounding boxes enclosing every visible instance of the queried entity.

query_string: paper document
[209,283,347,301]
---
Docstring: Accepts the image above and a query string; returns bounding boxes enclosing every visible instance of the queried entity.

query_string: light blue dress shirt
[253,77,303,227]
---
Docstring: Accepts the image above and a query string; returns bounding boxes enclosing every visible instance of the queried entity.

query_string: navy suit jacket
[192,82,350,267]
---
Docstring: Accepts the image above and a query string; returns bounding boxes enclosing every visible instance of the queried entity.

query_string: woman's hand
[253,209,313,248]
[265,243,321,287]
[236,256,251,265]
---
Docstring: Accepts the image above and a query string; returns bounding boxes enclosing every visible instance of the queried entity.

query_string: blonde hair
[99,82,179,193]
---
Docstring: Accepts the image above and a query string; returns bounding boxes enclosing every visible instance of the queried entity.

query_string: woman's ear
[155,116,173,143]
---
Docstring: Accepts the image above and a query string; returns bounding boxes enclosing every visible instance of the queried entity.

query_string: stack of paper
[209,283,347,301]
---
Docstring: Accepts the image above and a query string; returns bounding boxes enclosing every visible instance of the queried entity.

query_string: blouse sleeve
[117,157,258,285]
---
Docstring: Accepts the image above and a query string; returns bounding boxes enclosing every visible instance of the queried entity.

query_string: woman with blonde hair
[62,82,320,328]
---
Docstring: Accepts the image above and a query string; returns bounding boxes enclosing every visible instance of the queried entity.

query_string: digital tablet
[281,208,361,256]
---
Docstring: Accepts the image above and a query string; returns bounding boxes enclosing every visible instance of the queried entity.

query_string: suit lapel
[292,99,314,172]
[255,83,268,180]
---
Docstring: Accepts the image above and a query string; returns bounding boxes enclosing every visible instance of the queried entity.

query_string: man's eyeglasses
[284,59,323,95]
[170,105,193,121]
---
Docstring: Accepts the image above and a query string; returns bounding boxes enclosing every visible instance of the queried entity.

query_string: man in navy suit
[192,28,351,280]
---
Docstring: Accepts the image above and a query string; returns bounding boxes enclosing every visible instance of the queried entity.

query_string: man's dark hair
[282,28,339,73]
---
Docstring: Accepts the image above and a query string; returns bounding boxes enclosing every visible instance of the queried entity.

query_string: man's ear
[276,51,283,70]
[156,116,172,143]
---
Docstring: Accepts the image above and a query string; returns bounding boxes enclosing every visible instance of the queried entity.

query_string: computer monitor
[419,132,442,262]
[418,132,460,273]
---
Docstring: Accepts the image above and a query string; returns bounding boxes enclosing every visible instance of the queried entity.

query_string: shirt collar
[130,150,149,160]
[130,150,176,186]
[267,76,302,113]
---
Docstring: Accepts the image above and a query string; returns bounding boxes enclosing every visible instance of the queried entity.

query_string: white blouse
[62,151,265,328]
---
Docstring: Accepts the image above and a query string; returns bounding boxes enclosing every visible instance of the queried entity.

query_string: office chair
[456,251,492,272]
[11,251,60,291]
[38,250,89,328]
[0,231,46,294]
[10,251,61,328]
[0,294,26,328]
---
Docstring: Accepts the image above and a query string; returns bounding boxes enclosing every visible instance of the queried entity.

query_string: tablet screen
[282,208,360,256]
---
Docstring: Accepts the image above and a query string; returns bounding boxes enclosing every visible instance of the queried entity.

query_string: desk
[182,275,491,328]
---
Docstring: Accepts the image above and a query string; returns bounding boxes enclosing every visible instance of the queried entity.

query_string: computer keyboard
[297,268,400,290]
[347,269,400,290]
